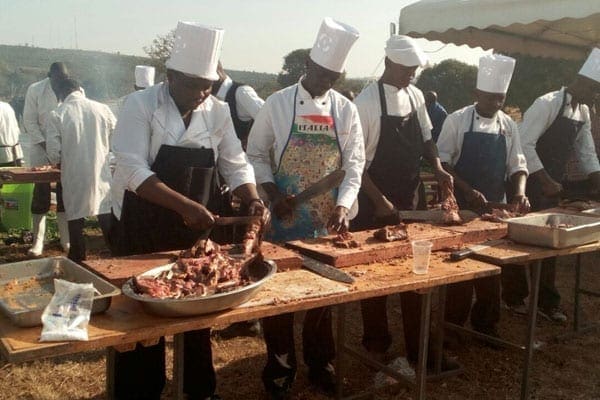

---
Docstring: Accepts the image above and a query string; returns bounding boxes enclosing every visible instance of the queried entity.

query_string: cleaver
[288,169,345,207]
[302,256,355,284]
[450,239,506,261]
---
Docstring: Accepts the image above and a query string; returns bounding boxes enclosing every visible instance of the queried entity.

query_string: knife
[289,169,345,207]
[398,210,479,222]
[302,256,355,284]
[214,216,261,226]
[450,239,506,261]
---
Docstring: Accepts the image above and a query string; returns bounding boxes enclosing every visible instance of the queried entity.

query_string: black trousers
[31,182,64,214]
[66,214,112,263]
[502,260,561,310]
[113,330,215,400]
[261,307,335,390]
[445,275,501,330]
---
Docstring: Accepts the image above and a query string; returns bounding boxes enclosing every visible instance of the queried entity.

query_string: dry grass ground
[0,228,598,399]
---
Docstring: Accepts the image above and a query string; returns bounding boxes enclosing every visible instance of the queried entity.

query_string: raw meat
[440,185,463,225]
[481,208,520,223]
[373,223,409,242]
[332,232,361,248]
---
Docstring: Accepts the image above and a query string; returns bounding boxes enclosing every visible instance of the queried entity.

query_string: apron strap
[275,86,299,174]
[470,108,503,135]
[377,80,416,117]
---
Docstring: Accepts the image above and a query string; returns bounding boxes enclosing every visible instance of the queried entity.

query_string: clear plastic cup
[411,240,433,275]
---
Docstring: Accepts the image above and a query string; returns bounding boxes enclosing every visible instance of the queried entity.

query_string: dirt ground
[0,228,599,400]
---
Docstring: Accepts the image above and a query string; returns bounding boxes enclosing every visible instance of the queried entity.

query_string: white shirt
[46,91,116,220]
[111,82,255,219]
[354,82,433,167]
[246,80,365,211]
[22,78,58,146]
[437,104,528,178]
[215,76,264,121]
[0,102,23,163]
[520,87,600,175]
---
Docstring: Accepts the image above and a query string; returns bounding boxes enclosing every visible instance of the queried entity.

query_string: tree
[277,48,310,88]
[417,60,477,113]
[143,30,175,73]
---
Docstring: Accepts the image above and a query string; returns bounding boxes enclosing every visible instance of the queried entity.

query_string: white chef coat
[111,82,255,219]
[0,102,24,163]
[354,81,433,168]
[22,78,59,166]
[45,91,116,220]
[437,104,528,178]
[246,79,365,212]
[215,76,264,121]
[520,87,600,176]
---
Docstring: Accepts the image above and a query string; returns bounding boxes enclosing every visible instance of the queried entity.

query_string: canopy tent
[398,0,600,60]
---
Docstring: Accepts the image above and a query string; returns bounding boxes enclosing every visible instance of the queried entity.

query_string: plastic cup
[411,240,433,275]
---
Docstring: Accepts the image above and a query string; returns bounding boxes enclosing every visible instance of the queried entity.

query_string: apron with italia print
[270,87,342,242]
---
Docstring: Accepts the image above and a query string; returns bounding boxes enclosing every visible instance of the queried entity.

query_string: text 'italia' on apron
[527,90,584,210]
[453,109,507,208]
[270,87,342,242]
[352,81,424,231]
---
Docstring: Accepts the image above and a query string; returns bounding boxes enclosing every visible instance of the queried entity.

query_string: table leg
[416,290,432,400]
[173,333,185,400]
[574,254,582,332]
[521,260,541,400]
[433,286,446,375]
[335,303,347,400]
[106,347,116,400]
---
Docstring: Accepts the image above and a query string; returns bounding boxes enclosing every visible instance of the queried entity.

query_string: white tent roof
[399,0,600,60]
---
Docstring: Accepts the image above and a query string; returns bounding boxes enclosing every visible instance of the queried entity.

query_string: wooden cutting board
[286,223,462,268]
[0,167,61,183]
[436,218,508,243]
[82,242,303,287]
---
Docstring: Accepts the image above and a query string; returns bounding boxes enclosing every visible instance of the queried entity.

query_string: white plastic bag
[40,279,95,342]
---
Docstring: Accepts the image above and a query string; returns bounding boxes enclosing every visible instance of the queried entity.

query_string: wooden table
[0,167,61,184]
[0,252,499,400]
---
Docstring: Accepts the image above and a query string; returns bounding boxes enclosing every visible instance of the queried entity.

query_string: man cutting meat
[352,34,454,371]
[247,17,364,399]
[502,48,600,323]
[109,22,268,400]
[437,54,529,337]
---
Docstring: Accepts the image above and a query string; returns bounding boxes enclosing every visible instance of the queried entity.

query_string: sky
[0,0,486,78]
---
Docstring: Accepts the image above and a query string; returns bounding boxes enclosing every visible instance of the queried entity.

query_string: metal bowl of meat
[121,254,276,317]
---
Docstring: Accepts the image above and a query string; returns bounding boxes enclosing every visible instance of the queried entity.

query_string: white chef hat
[165,22,224,80]
[578,48,600,83]
[476,54,516,94]
[385,35,428,67]
[309,17,359,73]
[134,65,155,88]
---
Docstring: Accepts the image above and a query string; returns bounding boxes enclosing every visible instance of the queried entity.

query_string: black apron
[454,109,507,207]
[527,91,584,210]
[111,144,217,256]
[352,81,424,230]
[225,81,254,150]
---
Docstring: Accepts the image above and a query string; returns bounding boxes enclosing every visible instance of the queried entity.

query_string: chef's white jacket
[0,102,24,163]
[111,82,255,219]
[215,76,264,121]
[437,104,528,178]
[520,87,600,176]
[45,91,116,220]
[354,82,433,168]
[22,78,59,166]
[246,80,365,212]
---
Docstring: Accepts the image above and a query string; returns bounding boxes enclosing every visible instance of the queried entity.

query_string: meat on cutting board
[440,184,463,225]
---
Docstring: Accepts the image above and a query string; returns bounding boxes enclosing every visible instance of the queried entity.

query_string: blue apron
[454,108,507,208]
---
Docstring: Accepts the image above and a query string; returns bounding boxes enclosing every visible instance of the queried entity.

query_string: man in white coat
[45,78,116,262]
[0,101,24,166]
[110,65,155,117]
[22,62,70,256]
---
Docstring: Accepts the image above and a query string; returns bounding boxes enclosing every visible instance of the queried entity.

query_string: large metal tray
[121,259,277,317]
[0,256,121,327]
[507,213,600,249]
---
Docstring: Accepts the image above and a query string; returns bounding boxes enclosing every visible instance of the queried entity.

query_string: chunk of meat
[440,185,463,225]
[373,223,408,242]
[243,220,263,255]
[481,208,520,223]
[332,232,361,248]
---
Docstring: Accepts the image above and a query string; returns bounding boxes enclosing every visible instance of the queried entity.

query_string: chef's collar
[298,76,331,104]
[64,90,84,102]
[215,76,232,100]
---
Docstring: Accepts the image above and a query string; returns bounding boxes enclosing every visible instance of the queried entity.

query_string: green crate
[0,183,33,231]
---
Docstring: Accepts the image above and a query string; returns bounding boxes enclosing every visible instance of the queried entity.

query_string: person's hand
[248,199,271,228]
[374,196,397,218]
[180,200,215,231]
[465,189,487,210]
[271,191,294,220]
[435,168,454,192]
[541,178,563,197]
[327,206,349,234]
[511,194,531,214]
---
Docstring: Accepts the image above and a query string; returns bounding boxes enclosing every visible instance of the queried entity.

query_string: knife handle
[450,248,473,261]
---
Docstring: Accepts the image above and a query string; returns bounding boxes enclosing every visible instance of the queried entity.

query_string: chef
[502,48,600,323]
[110,65,155,117]
[45,78,116,263]
[22,62,71,256]
[352,35,455,371]
[110,22,268,400]
[247,17,364,398]
[0,101,24,167]
[437,54,529,337]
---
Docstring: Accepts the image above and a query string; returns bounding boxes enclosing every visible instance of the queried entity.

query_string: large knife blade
[214,216,261,226]
[398,210,479,222]
[289,169,345,207]
[302,256,355,284]
[450,239,506,261]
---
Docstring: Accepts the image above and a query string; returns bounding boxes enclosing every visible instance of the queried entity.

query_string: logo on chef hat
[317,33,333,53]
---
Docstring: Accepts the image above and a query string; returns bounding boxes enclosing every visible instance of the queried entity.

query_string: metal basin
[507,213,600,249]
[121,259,276,317]
[0,257,121,327]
